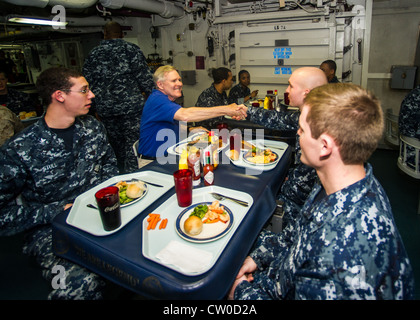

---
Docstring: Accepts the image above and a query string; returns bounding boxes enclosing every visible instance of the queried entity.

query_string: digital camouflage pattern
[398,84,420,139]
[195,84,229,129]
[398,85,420,168]
[1,87,37,115]
[234,164,414,300]
[0,115,118,299]
[23,227,107,299]
[83,38,154,173]
[82,39,154,118]
[247,106,317,224]
[228,83,250,104]
[100,114,140,173]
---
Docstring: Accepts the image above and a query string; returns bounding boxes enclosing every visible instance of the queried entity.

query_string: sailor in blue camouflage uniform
[228,70,258,104]
[0,70,37,115]
[0,67,119,299]
[246,67,327,226]
[83,21,154,173]
[398,84,420,139]
[398,84,420,168]
[229,83,414,300]
[195,67,233,129]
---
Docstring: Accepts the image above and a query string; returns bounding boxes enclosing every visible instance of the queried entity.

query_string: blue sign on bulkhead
[273,47,292,75]
[273,47,292,59]
[274,67,292,75]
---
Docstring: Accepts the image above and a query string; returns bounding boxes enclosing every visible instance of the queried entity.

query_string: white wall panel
[234,19,347,95]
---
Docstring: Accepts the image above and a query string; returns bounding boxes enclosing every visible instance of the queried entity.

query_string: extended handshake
[228,103,248,121]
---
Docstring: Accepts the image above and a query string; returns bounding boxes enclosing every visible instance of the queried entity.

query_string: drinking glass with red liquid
[95,186,121,231]
[217,122,229,145]
[230,131,241,154]
[173,169,193,207]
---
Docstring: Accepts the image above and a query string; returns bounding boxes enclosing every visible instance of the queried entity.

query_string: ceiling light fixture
[7,17,68,27]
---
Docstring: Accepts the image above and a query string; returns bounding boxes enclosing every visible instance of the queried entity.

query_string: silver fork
[210,192,249,207]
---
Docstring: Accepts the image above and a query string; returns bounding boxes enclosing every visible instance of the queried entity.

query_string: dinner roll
[184,216,203,236]
[126,181,146,198]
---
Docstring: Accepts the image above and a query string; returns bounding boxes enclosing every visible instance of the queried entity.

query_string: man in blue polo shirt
[138,65,247,167]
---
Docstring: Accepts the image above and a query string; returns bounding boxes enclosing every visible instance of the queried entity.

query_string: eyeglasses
[61,88,91,94]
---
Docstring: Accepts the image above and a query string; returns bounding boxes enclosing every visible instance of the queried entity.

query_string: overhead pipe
[48,0,98,8]
[66,16,128,27]
[1,0,97,8]
[100,0,184,19]
[1,0,49,7]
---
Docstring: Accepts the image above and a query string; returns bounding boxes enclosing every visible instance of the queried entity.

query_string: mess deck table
[52,143,292,299]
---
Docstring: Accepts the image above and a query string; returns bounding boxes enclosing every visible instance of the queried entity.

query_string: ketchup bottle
[203,151,214,186]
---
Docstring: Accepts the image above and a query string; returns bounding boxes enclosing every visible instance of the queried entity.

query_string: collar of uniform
[302,163,373,228]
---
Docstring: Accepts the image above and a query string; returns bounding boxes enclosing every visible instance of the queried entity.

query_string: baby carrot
[147,213,159,230]
[147,213,157,222]
[159,218,168,229]
[150,214,161,230]
[203,217,220,224]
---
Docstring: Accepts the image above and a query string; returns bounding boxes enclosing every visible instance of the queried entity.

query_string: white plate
[242,150,280,166]
[175,202,234,243]
[21,116,41,122]
[108,180,148,208]
[167,132,228,156]
[121,189,147,207]
[142,186,253,276]
[66,171,174,236]
[228,139,288,172]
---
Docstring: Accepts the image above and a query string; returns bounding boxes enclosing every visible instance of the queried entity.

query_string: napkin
[156,240,214,274]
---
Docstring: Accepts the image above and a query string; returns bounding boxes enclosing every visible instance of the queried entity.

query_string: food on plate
[244,147,277,164]
[190,204,208,219]
[183,201,230,237]
[203,201,230,223]
[184,215,203,236]
[187,132,208,146]
[188,201,230,225]
[242,140,255,150]
[19,111,37,120]
[178,132,225,154]
[115,180,146,204]
[229,149,240,161]
[126,181,147,198]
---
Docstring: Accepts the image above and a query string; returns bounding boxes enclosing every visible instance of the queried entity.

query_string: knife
[211,192,249,207]
[143,181,164,188]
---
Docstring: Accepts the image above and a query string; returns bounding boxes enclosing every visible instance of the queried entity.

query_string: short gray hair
[153,65,177,84]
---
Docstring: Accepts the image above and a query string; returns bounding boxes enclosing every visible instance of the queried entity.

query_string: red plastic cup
[173,169,193,207]
[217,122,229,144]
[95,186,121,231]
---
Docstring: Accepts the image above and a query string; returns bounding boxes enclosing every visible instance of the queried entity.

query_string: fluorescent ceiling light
[7,17,68,27]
